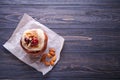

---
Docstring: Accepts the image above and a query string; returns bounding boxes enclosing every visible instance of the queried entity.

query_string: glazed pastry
[20,29,48,57]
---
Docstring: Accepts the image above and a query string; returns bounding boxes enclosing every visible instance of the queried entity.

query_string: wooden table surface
[0,0,120,79]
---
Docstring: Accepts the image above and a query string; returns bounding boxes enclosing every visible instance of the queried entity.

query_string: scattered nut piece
[44,61,51,66]
[40,54,47,62]
[51,55,56,62]
[40,48,56,66]
[47,53,52,58]
[49,48,55,53]
[49,51,55,56]
[50,60,54,66]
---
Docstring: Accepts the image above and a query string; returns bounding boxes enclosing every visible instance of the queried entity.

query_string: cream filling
[21,29,45,51]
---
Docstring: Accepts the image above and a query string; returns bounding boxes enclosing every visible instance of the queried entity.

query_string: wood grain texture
[0,0,120,80]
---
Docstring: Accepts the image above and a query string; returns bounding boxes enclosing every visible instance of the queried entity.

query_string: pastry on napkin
[3,13,64,75]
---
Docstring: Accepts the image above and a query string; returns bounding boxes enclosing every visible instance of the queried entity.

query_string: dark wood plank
[0,0,120,4]
[0,3,120,29]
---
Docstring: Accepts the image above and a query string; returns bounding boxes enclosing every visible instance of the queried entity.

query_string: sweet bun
[20,29,48,57]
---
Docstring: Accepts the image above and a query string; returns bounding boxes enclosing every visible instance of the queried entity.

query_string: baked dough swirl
[20,29,48,56]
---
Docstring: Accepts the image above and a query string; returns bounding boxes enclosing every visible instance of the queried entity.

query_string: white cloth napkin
[3,13,64,75]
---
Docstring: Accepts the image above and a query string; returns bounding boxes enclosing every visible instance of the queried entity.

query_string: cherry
[31,37,38,45]
[24,38,30,44]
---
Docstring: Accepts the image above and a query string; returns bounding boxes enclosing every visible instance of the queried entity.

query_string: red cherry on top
[31,37,38,45]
